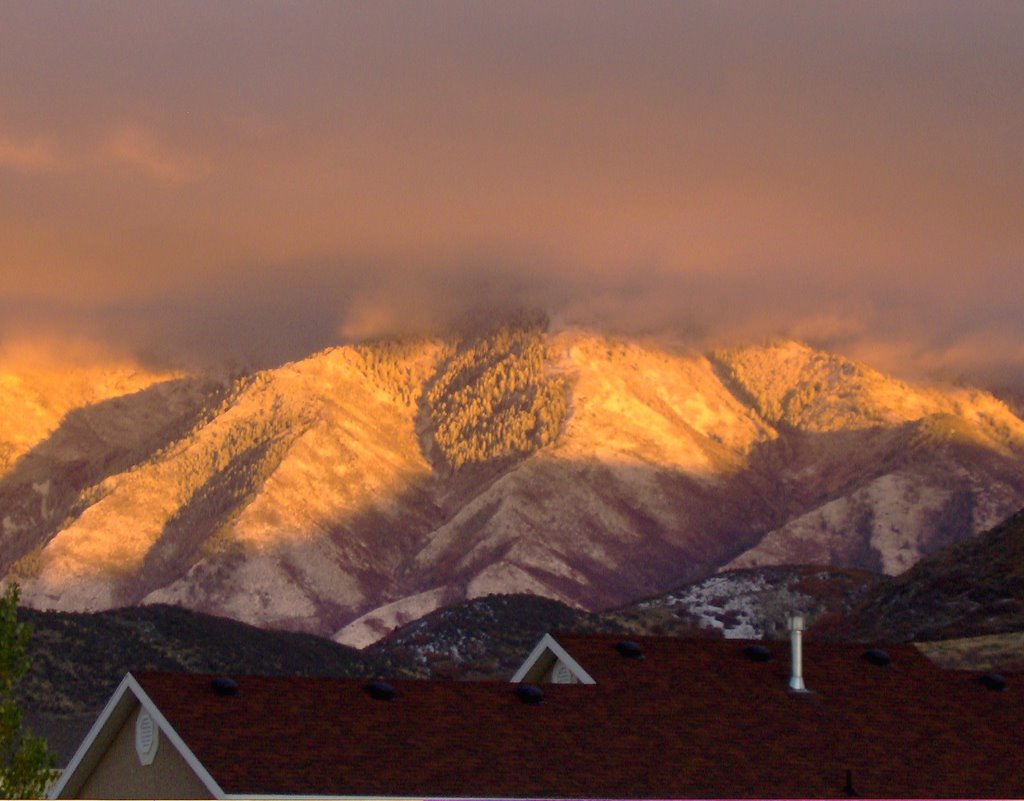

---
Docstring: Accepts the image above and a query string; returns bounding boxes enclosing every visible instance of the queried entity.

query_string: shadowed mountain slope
[826,506,1024,642]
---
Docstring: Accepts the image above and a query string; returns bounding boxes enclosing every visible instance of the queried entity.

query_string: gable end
[511,633,597,684]
[50,673,225,799]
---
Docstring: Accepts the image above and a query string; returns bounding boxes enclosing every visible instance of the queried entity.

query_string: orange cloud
[0,134,61,173]
[0,4,1020,383]
[0,333,139,371]
[99,125,210,185]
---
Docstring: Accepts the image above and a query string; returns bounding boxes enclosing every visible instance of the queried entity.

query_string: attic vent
[743,644,772,663]
[614,640,644,659]
[863,649,891,667]
[552,662,573,684]
[135,710,159,766]
[515,684,544,705]
[980,672,1007,691]
[211,676,239,697]
[364,680,396,701]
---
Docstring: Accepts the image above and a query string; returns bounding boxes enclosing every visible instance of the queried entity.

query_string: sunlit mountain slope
[0,352,217,586]
[0,352,185,474]
[717,341,1024,574]
[4,326,1024,641]
[398,332,777,619]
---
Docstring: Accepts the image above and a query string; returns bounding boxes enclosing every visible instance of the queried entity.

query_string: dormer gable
[510,632,597,684]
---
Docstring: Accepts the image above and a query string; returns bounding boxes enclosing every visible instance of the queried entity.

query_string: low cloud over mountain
[1,4,1022,383]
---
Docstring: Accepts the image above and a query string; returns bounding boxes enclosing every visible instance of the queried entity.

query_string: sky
[1,1,1022,384]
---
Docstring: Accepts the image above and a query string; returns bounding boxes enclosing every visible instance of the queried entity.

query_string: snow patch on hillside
[634,572,811,638]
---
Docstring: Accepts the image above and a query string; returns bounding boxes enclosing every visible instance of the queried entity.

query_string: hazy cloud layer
[1,2,1021,384]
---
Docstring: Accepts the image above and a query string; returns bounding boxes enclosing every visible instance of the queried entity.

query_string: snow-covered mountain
[3,322,1024,642]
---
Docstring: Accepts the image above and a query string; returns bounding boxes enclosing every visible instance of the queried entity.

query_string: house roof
[120,634,1024,799]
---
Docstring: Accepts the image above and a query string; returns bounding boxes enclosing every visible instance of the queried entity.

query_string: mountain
[4,321,1024,641]
[822,507,1024,642]
[715,341,1024,575]
[0,350,190,475]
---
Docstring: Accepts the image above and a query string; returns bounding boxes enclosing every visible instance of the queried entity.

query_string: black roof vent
[743,644,772,663]
[980,672,1007,691]
[211,676,239,697]
[614,640,644,659]
[863,649,891,667]
[515,684,545,705]
[364,680,396,701]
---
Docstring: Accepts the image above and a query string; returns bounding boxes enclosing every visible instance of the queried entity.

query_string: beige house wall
[76,704,213,799]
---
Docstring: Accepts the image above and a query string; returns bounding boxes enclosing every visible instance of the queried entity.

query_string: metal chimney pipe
[788,614,807,692]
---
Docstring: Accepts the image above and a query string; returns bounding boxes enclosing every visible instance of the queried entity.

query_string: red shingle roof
[134,634,1024,798]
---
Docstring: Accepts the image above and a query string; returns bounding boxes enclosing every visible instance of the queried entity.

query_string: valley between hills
[4,317,1024,650]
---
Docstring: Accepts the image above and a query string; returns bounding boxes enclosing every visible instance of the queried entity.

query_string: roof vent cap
[364,680,396,701]
[614,640,644,659]
[863,649,891,667]
[211,676,239,697]
[743,644,772,663]
[980,672,1007,691]
[515,684,545,705]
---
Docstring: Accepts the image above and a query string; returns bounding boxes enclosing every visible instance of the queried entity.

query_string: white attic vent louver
[552,661,573,684]
[135,710,159,765]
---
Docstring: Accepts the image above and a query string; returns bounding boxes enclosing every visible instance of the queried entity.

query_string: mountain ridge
[4,324,1024,641]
